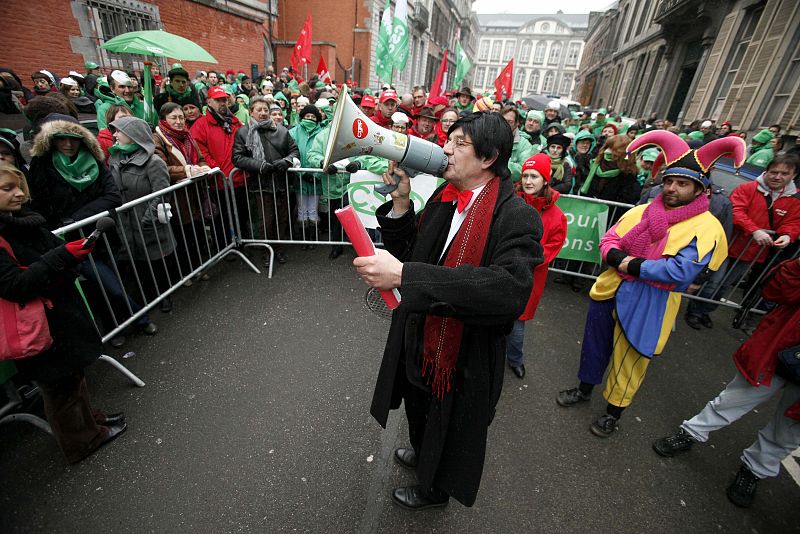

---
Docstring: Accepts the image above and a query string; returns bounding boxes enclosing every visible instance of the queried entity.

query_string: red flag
[494,59,513,102]
[316,55,332,84]
[290,15,313,72]
[428,50,448,99]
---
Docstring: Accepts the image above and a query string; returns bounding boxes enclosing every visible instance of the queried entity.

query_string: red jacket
[371,110,392,128]
[728,180,800,262]
[519,189,567,320]
[97,128,114,162]
[733,258,800,420]
[191,112,243,189]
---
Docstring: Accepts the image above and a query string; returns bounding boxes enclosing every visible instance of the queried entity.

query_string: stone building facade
[471,12,589,100]
[574,0,800,136]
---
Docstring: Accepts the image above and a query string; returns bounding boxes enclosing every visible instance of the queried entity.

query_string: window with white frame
[560,73,573,95]
[491,41,502,62]
[520,40,531,63]
[542,71,554,93]
[549,42,562,65]
[503,41,515,62]
[566,43,581,65]
[761,37,800,126]
[475,66,486,88]
[486,67,498,85]
[479,40,490,61]
[533,42,546,63]
[528,70,540,92]
[514,68,525,91]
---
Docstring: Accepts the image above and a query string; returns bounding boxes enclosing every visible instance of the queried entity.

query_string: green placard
[555,196,609,264]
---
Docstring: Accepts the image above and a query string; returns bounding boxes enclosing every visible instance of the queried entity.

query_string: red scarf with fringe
[422,177,500,399]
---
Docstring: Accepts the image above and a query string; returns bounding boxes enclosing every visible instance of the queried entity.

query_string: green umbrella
[101,30,218,63]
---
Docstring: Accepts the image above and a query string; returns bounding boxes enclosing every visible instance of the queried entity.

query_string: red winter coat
[97,128,114,162]
[733,258,800,420]
[519,189,567,320]
[728,180,800,262]
[191,112,243,189]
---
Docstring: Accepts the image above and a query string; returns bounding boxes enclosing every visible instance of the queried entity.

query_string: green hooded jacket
[289,122,322,195]
[307,126,350,201]
[508,130,535,182]
[746,147,775,168]
[94,84,145,129]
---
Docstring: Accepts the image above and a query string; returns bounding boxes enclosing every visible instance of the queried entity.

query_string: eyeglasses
[447,136,473,148]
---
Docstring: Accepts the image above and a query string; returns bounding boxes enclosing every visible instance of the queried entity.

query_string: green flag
[374,0,393,82]
[388,0,409,72]
[452,41,472,89]
[554,196,609,264]
[142,62,157,127]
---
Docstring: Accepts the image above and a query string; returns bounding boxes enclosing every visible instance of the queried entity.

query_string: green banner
[554,196,609,264]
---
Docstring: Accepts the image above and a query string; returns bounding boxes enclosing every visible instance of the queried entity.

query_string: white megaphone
[322,88,448,194]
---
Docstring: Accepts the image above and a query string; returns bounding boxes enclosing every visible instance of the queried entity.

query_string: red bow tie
[441,183,474,213]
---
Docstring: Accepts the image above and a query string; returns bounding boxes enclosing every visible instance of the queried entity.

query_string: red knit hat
[521,153,551,183]
[603,122,619,135]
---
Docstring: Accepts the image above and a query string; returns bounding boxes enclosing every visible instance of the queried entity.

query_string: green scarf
[166,84,192,99]
[300,119,318,133]
[108,143,139,156]
[549,154,565,184]
[579,159,621,195]
[52,148,99,191]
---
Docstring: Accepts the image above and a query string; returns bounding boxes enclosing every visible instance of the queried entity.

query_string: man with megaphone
[353,111,544,510]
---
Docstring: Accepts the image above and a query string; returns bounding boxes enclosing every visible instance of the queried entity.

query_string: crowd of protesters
[1,60,800,510]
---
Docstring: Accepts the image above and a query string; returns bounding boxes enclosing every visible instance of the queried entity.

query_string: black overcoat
[370,177,543,506]
[0,210,101,383]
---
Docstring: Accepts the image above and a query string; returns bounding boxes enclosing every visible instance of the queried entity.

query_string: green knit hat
[526,110,544,123]
[640,148,659,162]
[688,131,704,141]
[752,128,774,145]
[85,61,99,70]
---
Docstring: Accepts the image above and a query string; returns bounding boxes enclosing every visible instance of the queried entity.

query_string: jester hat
[626,130,746,188]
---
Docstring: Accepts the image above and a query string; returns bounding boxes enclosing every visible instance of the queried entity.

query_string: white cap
[296,96,310,106]
[263,94,275,101]
[39,69,56,85]
[701,120,713,129]
[314,98,331,109]
[546,100,560,111]
[59,77,78,87]
[68,70,84,79]
[391,112,409,125]
[110,70,133,87]
[260,80,274,89]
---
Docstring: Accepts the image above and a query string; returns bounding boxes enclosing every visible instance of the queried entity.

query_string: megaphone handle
[374,173,401,195]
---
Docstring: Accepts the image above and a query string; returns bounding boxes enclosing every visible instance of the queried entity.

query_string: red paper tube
[335,205,401,310]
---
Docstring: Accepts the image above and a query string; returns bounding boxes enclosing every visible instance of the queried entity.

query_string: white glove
[292,157,301,168]
[157,202,173,224]
[752,229,773,246]
[333,158,351,172]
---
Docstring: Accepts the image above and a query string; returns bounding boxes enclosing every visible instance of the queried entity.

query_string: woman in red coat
[507,153,567,378]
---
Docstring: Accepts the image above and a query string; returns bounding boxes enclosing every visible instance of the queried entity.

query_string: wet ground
[1,247,798,533]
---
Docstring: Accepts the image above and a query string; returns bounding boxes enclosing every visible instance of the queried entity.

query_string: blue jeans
[505,320,526,367]
[78,259,150,329]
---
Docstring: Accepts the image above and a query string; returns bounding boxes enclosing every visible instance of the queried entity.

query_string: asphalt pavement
[1,247,798,533]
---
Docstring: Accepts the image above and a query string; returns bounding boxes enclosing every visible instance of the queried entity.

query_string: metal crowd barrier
[46,168,265,386]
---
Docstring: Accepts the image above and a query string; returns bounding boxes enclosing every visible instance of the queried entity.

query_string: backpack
[0,236,54,360]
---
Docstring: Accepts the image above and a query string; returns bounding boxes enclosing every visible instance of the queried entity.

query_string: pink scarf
[618,193,709,257]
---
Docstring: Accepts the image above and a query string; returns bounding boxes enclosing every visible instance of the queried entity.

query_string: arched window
[533,42,546,63]
[542,71,555,93]
[560,73,573,95]
[520,40,532,63]
[491,41,501,62]
[514,68,525,91]
[503,41,515,62]
[527,70,540,93]
[478,40,490,61]
[475,67,486,88]
[549,42,562,64]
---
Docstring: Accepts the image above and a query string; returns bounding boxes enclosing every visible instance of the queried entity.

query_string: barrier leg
[0,413,53,435]
[243,243,274,278]
[98,354,146,387]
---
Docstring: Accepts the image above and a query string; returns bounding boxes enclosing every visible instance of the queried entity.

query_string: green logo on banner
[347,181,428,216]
[555,196,609,264]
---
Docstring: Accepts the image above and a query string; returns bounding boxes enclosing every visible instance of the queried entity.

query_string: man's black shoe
[727,465,758,508]
[511,364,525,379]
[391,485,449,511]
[108,335,125,348]
[685,314,702,330]
[700,315,714,328]
[590,414,619,437]
[102,412,126,426]
[393,447,417,470]
[556,387,591,407]
[276,252,287,264]
[653,428,695,457]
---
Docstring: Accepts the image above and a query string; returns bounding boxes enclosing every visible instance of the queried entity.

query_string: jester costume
[558,131,747,436]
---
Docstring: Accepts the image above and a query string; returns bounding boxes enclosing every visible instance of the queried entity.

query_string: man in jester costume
[556,130,747,437]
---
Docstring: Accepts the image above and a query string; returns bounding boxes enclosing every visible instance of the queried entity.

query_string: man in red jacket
[652,257,800,508]
[371,89,398,128]
[191,85,244,242]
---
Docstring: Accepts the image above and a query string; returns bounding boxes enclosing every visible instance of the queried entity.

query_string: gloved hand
[752,229,773,246]
[292,157,302,168]
[157,203,173,224]
[326,158,351,175]
[345,161,361,173]
[272,159,291,172]
[259,161,274,175]
[64,239,94,262]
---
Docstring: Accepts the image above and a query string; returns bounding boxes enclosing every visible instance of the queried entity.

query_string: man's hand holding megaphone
[383,161,412,216]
